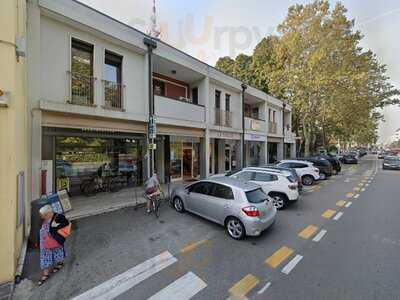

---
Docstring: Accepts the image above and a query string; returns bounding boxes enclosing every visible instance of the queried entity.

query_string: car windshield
[245,188,268,203]
[385,157,400,164]
[287,175,296,183]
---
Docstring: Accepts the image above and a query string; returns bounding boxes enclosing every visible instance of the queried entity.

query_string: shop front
[154,125,204,183]
[42,127,146,196]
[209,130,241,175]
[40,112,148,197]
[245,133,266,167]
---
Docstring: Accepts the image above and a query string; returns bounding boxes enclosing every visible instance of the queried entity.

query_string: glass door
[225,147,232,172]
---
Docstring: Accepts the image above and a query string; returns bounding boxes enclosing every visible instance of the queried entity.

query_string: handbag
[58,223,72,238]
[44,234,60,249]
[146,186,157,195]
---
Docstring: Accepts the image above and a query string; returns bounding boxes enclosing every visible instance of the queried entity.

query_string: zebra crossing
[71,251,207,300]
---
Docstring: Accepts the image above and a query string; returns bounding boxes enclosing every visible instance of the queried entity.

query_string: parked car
[263,165,303,193]
[276,160,320,186]
[229,167,300,210]
[320,155,341,174]
[382,156,400,170]
[377,151,385,159]
[342,154,358,164]
[171,177,277,240]
[298,157,333,180]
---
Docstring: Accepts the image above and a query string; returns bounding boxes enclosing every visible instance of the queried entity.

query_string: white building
[27,0,296,202]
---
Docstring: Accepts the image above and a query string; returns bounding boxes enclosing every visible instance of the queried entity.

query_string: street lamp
[241,83,247,168]
[144,36,157,177]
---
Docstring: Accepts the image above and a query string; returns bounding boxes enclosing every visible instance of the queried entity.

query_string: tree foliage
[215,0,399,155]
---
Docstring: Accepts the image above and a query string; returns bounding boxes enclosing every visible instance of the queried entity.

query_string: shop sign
[148,116,157,139]
[210,130,240,140]
[245,133,266,142]
[148,143,157,150]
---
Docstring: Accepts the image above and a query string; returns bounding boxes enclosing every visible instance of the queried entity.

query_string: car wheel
[173,197,185,213]
[269,193,288,210]
[319,172,327,180]
[226,217,246,240]
[302,175,314,186]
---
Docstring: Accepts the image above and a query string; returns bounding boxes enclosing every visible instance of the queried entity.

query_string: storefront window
[250,142,262,166]
[55,136,142,196]
[170,141,183,179]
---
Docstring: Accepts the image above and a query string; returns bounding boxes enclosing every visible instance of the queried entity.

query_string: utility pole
[241,83,247,168]
[144,36,157,177]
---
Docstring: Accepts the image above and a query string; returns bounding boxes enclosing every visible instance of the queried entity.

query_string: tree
[216,0,399,155]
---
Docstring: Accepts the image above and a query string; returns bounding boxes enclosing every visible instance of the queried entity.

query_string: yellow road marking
[265,246,294,268]
[298,225,318,239]
[353,187,361,191]
[336,200,346,207]
[180,239,208,254]
[346,193,354,199]
[228,274,259,298]
[322,209,336,219]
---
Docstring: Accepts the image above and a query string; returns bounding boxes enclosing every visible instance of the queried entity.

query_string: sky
[80,0,400,144]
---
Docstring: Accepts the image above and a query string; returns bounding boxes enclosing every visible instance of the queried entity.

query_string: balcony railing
[268,122,278,134]
[214,108,233,127]
[68,71,95,106]
[103,80,124,110]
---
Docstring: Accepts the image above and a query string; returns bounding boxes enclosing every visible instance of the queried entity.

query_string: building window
[215,90,221,108]
[104,51,123,109]
[252,107,259,119]
[154,79,166,96]
[71,38,94,105]
[225,94,230,111]
[191,87,198,105]
[268,109,272,122]
[215,90,222,125]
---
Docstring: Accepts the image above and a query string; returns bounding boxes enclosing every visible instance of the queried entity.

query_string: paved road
[17,157,400,300]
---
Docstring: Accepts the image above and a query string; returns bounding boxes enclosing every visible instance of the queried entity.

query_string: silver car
[171,177,277,239]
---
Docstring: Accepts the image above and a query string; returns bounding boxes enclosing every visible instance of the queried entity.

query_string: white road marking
[345,202,352,208]
[71,251,178,300]
[312,229,327,242]
[281,255,303,275]
[354,194,360,199]
[148,272,207,300]
[257,282,272,295]
[333,212,344,221]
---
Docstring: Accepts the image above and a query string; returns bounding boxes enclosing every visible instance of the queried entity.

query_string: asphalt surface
[16,157,400,300]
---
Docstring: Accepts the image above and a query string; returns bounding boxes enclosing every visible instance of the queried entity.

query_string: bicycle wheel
[153,198,160,218]
[109,177,121,193]
[84,181,96,196]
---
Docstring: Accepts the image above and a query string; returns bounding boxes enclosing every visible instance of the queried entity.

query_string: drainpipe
[241,83,247,168]
[144,37,157,177]
[282,102,286,158]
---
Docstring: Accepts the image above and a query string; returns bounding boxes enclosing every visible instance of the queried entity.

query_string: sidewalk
[65,182,186,220]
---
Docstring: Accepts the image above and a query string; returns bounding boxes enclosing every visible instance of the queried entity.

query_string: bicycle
[80,173,124,196]
[146,189,165,218]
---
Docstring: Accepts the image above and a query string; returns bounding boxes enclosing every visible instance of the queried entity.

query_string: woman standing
[38,205,70,286]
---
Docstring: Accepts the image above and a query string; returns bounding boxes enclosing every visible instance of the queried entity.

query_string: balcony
[214,109,233,127]
[68,71,95,106]
[245,117,266,133]
[155,95,205,124]
[268,122,278,134]
[103,80,125,110]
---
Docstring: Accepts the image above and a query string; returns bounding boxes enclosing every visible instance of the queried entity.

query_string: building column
[290,142,297,158]
[260,142,266,165]
[277,141,284,161]
[217,139,225,173]
[200,130,210,179]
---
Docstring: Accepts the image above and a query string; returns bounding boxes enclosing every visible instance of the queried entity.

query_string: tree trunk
[303,124,311,157]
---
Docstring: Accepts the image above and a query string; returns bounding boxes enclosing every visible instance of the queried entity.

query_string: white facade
[27,0,296,201]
